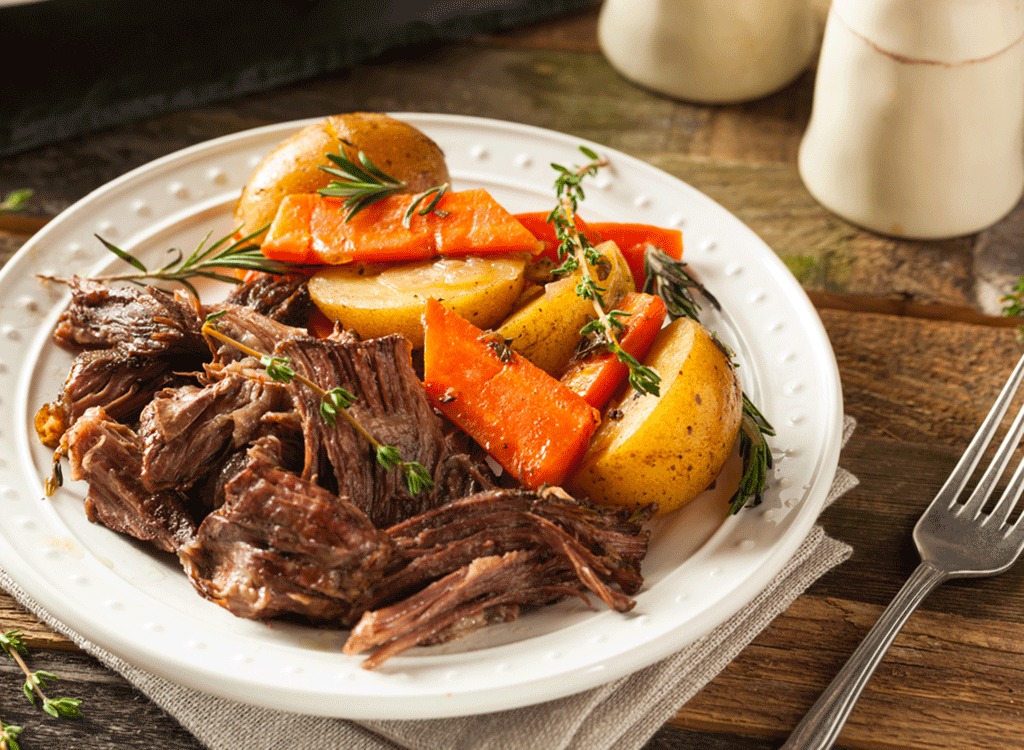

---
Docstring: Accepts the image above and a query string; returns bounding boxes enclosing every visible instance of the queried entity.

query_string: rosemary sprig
[40,225,303,298]
[730,395,777,513]
[549,147,661,397]
[643,246,720,320]
[1,630,83,720]
[317,146,450,226]
[0,189,32,213]
[402,183,450,228]
[318,148,406,221]
[202,315,433,495]
[643,248,775,514]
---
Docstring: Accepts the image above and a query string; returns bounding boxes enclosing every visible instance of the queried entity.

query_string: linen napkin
[0,417,858,750]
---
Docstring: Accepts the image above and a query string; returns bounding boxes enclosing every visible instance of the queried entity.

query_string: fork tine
[986,452,1024,527]
[959,398,1024,517]
[933,353,1024,510]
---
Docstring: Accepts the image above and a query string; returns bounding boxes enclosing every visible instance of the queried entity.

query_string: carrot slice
[263,190,542,265]
[587,222,683,290]
[560,293,667,410]
[513,211,600,262]
[422,299,600,488]
[514,213,683,290]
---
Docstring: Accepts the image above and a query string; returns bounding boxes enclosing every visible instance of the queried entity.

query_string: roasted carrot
[513,211,600,261]
[560,293,667,410]
[262,189,542,265]
[588,222,683,289]
[422,299,600,489]
[514,212,683,290]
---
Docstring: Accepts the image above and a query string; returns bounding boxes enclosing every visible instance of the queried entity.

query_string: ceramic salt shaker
[799,0,1024,239]
[597,0,818,104]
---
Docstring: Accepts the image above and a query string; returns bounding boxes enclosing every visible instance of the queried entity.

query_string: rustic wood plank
[674,593,1024,750]
[0,650,203,748]
[0,595,71,650]
[820,308,1023,447]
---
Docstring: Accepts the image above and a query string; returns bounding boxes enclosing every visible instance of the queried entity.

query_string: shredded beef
[53,277,205,357]
[65,407,197,553]
[34,348,194,448]
[344,487,654,668]
[138,360,291,493]
[224,274,314,327]
[190,410,305,513]
[277,333,489,527]
[178,437,393,623]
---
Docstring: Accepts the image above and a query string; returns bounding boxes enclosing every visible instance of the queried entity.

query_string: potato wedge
[496,240,634,376]
[234,112,450,234]
[568,317,743,515]
[308,255,526,348]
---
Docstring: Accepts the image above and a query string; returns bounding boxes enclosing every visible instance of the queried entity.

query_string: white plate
[0,114,843,719]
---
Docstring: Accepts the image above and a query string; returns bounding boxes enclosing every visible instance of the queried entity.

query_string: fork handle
[781,561,949,749]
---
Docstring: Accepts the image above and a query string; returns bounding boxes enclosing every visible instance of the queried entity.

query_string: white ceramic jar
[798,0,1024,239]
[597,0,818,104]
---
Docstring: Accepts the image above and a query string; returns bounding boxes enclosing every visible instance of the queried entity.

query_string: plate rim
[0,112,844,719]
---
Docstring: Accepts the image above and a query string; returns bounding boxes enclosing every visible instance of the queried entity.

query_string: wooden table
[3,8,1023,749]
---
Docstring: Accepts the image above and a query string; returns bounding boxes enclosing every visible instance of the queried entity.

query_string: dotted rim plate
[0,114,843,719]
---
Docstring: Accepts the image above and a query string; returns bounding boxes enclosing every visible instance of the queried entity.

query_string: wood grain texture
[0,651,204,749]
[676,594,1024,750]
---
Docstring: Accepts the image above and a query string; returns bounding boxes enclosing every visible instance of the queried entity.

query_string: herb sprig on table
[548,147,661,397]
[0,627,83,749]
[1001,277,1024,339]
[202,312,434,495]
[644,247,776,513]
[0,189,32,213]
[1,191,83,747]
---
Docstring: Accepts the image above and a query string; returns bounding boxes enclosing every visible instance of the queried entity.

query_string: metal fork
[782,353,1024,749]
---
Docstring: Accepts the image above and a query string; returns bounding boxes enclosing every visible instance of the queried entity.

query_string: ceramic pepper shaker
[798,0,1024,239]
[597,0,818,104]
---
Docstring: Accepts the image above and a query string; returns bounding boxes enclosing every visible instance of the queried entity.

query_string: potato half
[308,255,526,348]
[234,112,450,234]
[497,240,634,376]
[568,317,743,515]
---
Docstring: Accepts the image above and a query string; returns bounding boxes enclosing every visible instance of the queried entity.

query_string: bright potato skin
[568,317,743,515]
[308,255,526,348]
[234,112,450,234]
[496,240,634,376]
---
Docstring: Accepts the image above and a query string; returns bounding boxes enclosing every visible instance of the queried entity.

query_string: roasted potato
[568,317,743,515]
[234,112,450,234]
[308,255,526,348]
[496,240,634,375]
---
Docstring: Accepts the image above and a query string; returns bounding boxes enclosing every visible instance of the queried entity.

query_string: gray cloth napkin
[0,417,858,750]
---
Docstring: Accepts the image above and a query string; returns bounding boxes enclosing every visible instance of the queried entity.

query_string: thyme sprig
[318,146,449,226]
[549,147,661,397]
[1001,276,1024,340]
[201,314,433,495]
[1,720,23,750]
[1,630,83,721]
[643,248,776,514]
[39,225,303,298]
